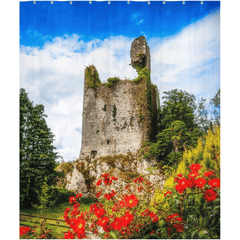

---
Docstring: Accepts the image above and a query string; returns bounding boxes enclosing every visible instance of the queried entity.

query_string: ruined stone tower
[79,36,158,161]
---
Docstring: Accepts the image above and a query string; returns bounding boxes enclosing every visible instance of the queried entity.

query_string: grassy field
[20,198,97,235]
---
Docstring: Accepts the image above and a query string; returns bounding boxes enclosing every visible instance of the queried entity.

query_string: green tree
[20,88,62,208]
[210,89,220,125]
[159,89,197,132]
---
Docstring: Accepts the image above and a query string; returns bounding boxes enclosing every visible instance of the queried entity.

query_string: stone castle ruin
[79,36,159,161]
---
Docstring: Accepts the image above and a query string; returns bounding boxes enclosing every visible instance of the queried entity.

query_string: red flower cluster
[188,163,202,171]
[204,189,218,202]
[175,178,189,194]
[96,173,119,187]
[104,190,117,200]
[204,171,214,177]
[64,231,75,239]
[76,193,82,198]
[134,176,144,183]
[165,213,184,233]
[96,191,102,198]
[164,191,172,197]
[19,226,31,237]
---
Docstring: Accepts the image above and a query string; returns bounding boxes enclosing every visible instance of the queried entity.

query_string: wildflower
[150,231,155,235]
[96,191,102,198]
[70,217,86,239]
[208,178,220,188]
[97,217,109,227]
[189,163,202,171]
[173,223,184,232]
[102,173,109,178]
[69,197,76,204]
[121,210,133,227]
[96,179,102,186]
[125,184,130,189]
[196,178,207,188]
[175,178,188,194]
[134,176,144,183]
[188,170,199,179]
[204,171,214,178]
[167,228,172,235]
[20,226,31,237]
[204,189,218,202]
[94,207,106,218]
[110,217,122,231]
[64,231,75,239]
[125,194,139,208]
[76,193,82,198]
[164,191,172,197]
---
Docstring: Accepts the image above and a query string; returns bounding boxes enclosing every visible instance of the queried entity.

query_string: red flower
[69,197,76,204]
[110,217,122,231]
[174,223,184,232]
[175,178,189,194]
[111,176,118,180]
[196,178,207,188]
[188,170,199,179]
[97,217,109,227]
[125,194,139,208]
[134,176,144,183]
[150,231,155,235]
[104,193,112,200]
[177,173,182,177]
[150,212,158,223]
[125,184,130,189]
[94,207,106,218]
[208,178,220,188]
[146,181,152,185]
[204,189,218,202]
[64,231,75,239]
[110,190,117,198]
[189,163,202,171]
[96,179,102,186]
[70,216,86,238]
[117,200,125,208]
[102,173,109,178]
[167,228,172,235]
[164,191,172,197]
[96,191,102,198]
[204,171,214,177]
[138,186,144,191]
[121,210,133,227]
[141,208,151,216]
[20,226,31,237]
[188,179,197,188]
[76,193,82,198]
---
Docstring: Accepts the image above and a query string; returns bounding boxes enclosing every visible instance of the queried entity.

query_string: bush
[50,187,75,204]
[105,77,122,87]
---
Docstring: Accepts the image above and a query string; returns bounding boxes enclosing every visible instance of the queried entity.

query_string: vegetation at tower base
[20,88,63,208]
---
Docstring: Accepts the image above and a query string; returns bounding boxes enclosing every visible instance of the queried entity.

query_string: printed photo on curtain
[20,1,220,239]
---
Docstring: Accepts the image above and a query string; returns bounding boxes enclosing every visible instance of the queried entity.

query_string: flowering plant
[62,161,220,239]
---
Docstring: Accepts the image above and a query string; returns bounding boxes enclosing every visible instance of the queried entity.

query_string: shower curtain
[19,1,220,239]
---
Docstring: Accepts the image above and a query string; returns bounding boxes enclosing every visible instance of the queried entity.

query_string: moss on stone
[85,65,102,88]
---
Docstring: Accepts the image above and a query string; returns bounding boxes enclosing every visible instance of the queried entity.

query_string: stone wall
[80,78,154,160]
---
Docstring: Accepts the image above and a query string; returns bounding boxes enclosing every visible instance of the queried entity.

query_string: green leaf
[191,229,199,239]
[109,231,118,239]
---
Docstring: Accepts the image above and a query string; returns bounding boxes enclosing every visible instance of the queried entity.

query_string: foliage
[149,120,202,167]
[85,65,102,88]
[50,187,75,204]
[159,89,197,131]
[20,88,63,208]
[32,180,56,217]
[105,77,122,87]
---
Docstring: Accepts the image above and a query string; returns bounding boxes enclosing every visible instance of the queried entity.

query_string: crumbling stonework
[130,36,151,72]
[79,36,157,161]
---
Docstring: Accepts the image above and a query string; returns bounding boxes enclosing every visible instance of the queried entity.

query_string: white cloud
[149,9,220,100]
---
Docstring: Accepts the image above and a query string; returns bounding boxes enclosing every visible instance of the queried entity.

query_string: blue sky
[20,1,220,161]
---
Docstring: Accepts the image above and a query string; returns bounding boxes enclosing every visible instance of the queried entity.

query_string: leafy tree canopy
[20,88,63,208]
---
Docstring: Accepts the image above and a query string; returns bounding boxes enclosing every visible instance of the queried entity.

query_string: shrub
[50,187,75,204]
[105,77,122,87]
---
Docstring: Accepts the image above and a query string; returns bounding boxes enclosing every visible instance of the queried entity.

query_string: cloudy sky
[20,1,220,161]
